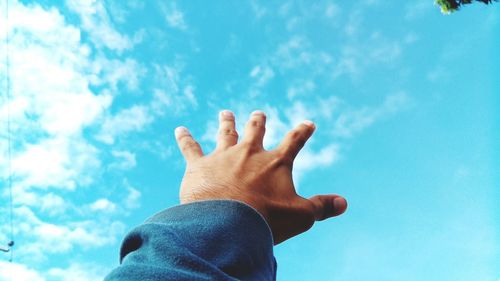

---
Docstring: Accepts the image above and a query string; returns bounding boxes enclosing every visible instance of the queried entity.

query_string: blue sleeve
[104,200,277,281]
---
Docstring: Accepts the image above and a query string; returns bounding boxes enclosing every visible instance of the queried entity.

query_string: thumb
[308,195,348,221]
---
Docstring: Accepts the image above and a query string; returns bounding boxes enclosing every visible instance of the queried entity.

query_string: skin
[174,110,347,245]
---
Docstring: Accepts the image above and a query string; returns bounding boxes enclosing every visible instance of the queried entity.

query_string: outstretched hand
[174,110,347,244]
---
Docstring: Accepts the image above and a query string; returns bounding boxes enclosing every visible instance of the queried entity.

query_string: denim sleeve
[104,200,277,281]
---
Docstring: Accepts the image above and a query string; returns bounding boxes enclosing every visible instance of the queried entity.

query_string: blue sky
[0,0,498,280]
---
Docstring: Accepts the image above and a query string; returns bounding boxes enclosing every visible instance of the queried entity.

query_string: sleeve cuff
[120,199,276,280]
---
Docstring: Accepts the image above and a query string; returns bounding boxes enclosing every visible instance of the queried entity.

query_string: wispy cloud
[250,0,268,19]
[333,92,411,138]
[124,183,141,210]
[88,198,118,214]
[150,63,198,115]
[405,0,433,21]
[91,57,145,92]
[96,105,153,144]
[66,0,135,52]
[286,79,315,100]
[273,36,333,71]
[250,65,275,87]
[333,33,404,79]
[39,193,69,216]
[159,2,188,30]
[0,1,151,277]
[109,150,136,170]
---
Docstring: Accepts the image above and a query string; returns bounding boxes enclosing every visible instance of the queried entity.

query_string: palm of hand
[175,110,347,244]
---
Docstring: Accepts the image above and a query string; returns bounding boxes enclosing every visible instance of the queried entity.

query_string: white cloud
[369,42,401,63]
[91,57,144,92]
[183,84,198,108]
[284,101,315,128]
[89,198,117,213]
[325,2,340,18]
[12,137,100,190]
[123,180,141,210]
[0,256,109,281]
[316,96,343,120]
[24,217,124,257]
[0,3,112,138]
[344,10,362,37]
[150,64,198,114]
[404,32,419,44]
[405,1,433,21]
[47,263,108,281]
[276,36,307,67]
[278,2,293,17]
[334,92,410,138]
[39,193,68,216]
[261,106,290,150]
[150,89,172,115]
[0,261,44,281]
[66,0,133,52]
[160,64,182,93]
[96,105,153,144]
[110,150,136,170]
[293,144,340,184]
[286,80,315,100]
[427,65,450,82]
[334,107,376,138]
[0,0,147,275]
[332,46,360,79]
[201,119,220,144]
[250,0,267,19]
[2,206,125,264]
[333,34,404,79]
[159,2,187,30]
[139,140,174,160]
[273,36,332,71]
[277,1,342,29]
[250,65,275,87]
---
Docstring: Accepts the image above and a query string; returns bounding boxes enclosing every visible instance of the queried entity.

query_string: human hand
[174,110,347,244]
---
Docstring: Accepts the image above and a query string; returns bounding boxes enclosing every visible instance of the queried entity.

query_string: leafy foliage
[436,0,497,13]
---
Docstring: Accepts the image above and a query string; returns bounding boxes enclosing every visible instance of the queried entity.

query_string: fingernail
[251,110,266,116]
[303,120,315,129]
[333,197,347,214]
[175,126,189,137]
[220,110,234,119]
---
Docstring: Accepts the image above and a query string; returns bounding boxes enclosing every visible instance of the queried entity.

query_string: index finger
[276,120,315,164]
[175,126,204,162]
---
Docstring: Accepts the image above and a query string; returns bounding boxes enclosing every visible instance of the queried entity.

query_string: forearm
[105,200,277,281]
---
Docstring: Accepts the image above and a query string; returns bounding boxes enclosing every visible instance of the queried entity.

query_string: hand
[174,110,347,244]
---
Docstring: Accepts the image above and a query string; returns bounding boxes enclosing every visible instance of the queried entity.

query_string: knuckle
[291,130,307,147]
[296,202,316,232]
[220,128,238,137]
[249,120,264,128]
[296,138,306,149]
[240,140,252,148]
[181,139,200,151]
[241,140,259,152]
[275,149,293,165]
[289,130,301,139]
[302,201,317,225]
